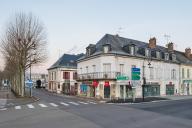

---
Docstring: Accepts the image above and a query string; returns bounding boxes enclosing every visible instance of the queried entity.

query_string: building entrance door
[90,86,95,97]
[166,84,174,95]
[144,85,160,97]
[104,86,110,98]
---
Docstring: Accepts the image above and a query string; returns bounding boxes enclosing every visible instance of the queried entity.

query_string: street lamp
[142,48,152,101]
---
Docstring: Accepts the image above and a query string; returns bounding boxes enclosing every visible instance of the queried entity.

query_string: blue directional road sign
[25,80,33,88]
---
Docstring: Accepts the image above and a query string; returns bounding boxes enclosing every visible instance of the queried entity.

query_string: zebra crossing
[0,100,98,111]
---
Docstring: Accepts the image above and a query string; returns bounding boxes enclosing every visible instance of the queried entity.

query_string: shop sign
[82,81,92,85]
[183,80,192,84]
[116,75,129,80]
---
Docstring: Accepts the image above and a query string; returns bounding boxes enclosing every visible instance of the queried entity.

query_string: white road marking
[60,102,69,106]
[89,101,97,104]
[49,103,58,107]
[15,106,21,109]
[27,104,35,109]
[39,104,48,108]
[69,102,79,106]
[0,108,7,111]
[78,101,88,105]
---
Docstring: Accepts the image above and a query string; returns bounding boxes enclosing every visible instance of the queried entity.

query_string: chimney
[167,42,174,52]
[149,37,156,49]
[185,48,191,59]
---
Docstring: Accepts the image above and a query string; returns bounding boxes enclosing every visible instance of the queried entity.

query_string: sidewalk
[107,95,192,103]
[0,86,38,109]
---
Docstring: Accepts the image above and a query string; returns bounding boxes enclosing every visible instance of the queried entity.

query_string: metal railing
[78,72,121,80]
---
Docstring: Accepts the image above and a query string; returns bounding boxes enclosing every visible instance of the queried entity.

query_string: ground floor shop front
[78,80,179,99]
[48,81,78,95]
[180,80,192,95]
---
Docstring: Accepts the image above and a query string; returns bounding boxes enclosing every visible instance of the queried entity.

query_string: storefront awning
[104,81,110,87]
[92,80,98,87]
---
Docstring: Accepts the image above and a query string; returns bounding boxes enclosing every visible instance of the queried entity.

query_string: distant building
[77,34,192,99]
[26,73,48,88]
[47,53,84,94]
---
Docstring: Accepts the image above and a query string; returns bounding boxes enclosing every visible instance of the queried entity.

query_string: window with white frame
[149,67,154,80]
[156,51,160,59]
[187,69,190,78]
[165,53,169,60]
[172,54,176,61]
[92,65,96,72]
[103,45,109,53]
[130,46,135,55]
[103,63,111,73]
[182,68,185,78]
[119,64,124,75]
[145,49,149,57]
[171,69,176,80]
[86,66,89,73]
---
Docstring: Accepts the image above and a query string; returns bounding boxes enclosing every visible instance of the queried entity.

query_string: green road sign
[132,68,141,80]
[116,75,129,80]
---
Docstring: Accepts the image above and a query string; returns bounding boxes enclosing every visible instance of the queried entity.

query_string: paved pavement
[0,88,192,128]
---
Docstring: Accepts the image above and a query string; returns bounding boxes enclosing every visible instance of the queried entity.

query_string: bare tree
[1,12,47,96]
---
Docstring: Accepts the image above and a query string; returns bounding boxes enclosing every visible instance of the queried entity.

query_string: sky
[0,0,192,73]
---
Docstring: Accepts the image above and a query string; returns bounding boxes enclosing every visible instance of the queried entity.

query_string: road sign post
[25,80,33,97]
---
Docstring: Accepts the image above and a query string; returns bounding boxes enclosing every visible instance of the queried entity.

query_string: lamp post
[142,48,152,101]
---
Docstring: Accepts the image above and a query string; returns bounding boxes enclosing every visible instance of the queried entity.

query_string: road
[0,89,192,128]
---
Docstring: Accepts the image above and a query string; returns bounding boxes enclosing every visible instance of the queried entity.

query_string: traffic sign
[132,68,141,80]
[25,80,33,88]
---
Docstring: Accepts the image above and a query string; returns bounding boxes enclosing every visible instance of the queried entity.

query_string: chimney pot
[149,37,156,49]
[167,42,174,52]
[185,48,191,59]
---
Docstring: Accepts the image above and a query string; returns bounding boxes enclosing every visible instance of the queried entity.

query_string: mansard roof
[78,34,192,65]
[48,53,84,70]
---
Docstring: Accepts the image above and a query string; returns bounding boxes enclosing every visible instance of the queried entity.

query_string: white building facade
[48,54,83,94]
[77,34,191,99]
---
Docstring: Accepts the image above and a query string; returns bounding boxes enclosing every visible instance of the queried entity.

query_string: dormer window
[86,48,91,56]
[156,51,161,59]
[104,45,109,53]
[130,46,135,55]
[165,53,169,60]
[103,44,110,53]
[145,49,149,57]
[172,54,176,61]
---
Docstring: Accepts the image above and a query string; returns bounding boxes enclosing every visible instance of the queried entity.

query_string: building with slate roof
[77,34,192,99]
[48,53,84,94]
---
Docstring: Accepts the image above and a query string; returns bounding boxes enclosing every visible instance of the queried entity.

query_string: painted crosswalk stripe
[15,106,21,109]
[89,101,97,104]
[0,108,7,111]
[27,104,34,109]
[78,101,88,105]
[39,104,48,108]
[60,102,69,106]
[49,103,58,107]
[69,102,79,106]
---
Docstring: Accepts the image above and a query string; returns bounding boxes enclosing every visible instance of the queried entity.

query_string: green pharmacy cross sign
[132,68,141,80]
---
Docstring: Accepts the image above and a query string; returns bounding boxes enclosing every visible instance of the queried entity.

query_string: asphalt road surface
[0,89,192,128]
